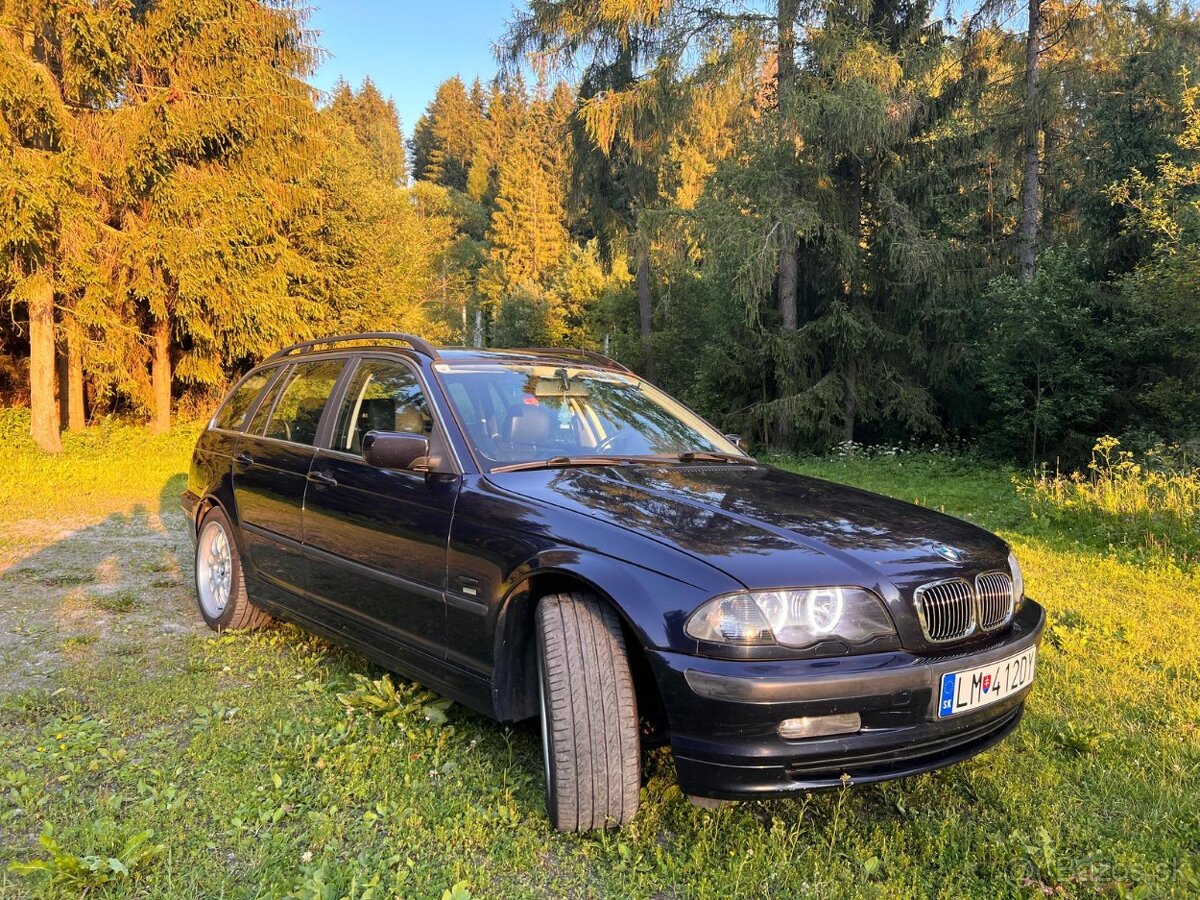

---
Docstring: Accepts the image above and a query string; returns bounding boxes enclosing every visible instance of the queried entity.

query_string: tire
[536,591,641,831]
[194,506,272,631]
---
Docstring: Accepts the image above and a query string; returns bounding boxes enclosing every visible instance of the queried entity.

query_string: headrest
[395,406,428,435]
[291,396,327,443]
[506,406,552,445]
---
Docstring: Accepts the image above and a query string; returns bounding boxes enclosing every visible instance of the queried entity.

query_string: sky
[306,1,516,137]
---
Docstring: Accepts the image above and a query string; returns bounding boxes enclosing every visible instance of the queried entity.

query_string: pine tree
[486,121,570,290]
[503,1,760,377]
[100,0,321,431]
[328,77,407,186]
[408,75,483,190]
[0,0,128,449]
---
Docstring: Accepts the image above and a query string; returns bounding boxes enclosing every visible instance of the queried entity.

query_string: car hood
[488,462,1010,593]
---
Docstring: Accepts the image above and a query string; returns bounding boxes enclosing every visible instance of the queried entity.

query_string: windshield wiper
[676,450,755,464]
[490,455,657,474]
[490,450,754,473]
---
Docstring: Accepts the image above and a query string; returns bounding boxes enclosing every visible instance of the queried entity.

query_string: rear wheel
[535,591,640,831]
[194,507,272,631]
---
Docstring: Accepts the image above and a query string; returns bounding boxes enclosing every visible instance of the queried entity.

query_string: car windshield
[434,362,742,471]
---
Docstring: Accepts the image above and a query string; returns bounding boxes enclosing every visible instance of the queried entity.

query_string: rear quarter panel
[186,428,240,530]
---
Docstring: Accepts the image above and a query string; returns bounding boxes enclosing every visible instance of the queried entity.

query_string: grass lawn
[1,428,1198,898]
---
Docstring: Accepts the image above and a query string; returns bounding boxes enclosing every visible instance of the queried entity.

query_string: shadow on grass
[0,473,199,696]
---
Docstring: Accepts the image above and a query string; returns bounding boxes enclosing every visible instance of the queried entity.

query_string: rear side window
[248,366,291,435]
[262,359,345,446]
[213,369,274,431]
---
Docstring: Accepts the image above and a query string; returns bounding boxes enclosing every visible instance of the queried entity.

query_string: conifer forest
[3,0,1199,463]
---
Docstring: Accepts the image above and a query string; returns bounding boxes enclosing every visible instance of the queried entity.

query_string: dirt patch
[0,501,208,696]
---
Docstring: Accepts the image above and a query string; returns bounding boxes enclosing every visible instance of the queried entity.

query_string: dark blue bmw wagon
[183,332,1044,831]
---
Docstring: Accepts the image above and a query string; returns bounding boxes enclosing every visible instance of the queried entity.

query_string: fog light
[778,713,861,740]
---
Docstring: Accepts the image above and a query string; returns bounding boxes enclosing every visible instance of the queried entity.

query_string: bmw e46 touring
[182,332,1044,831]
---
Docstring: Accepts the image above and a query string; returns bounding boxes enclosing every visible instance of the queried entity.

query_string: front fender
[488,546,739,723]
[499,547,732,652]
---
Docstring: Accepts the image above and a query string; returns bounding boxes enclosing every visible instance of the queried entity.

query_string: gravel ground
[0,477,208,697]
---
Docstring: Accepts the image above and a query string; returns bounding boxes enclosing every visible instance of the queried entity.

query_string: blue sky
[306,1,516,137]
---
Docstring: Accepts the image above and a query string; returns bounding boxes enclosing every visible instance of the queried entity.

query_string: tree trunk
[28,280,62,452]
[150,318,171,434]
[772,0,801,447]
[776,0,800,333]
[1018,0,1041,284]
[774,237,798,448]
[1041,120,1055,238]
[778,237,798,331]
[842,163,864,444]
[635,244,654,380]
[842,354,858,444]
[63,323,85,430]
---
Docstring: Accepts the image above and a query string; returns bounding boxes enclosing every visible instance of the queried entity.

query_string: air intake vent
[913,579,976,643]
[975,571,1015,631]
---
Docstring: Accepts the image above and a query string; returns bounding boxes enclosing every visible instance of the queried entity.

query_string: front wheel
[535,591,641,831]
[194,507,272,631]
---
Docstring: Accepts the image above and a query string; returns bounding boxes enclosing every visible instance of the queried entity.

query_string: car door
[303,356,460,660]
[231,358,346,594]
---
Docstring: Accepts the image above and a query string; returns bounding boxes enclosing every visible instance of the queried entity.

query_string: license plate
[938,646,1037,718]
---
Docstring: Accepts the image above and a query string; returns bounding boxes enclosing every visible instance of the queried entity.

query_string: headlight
[685,587,896,650]
[1008,550,1025,611]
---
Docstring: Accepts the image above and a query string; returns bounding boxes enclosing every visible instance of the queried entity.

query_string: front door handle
[234,451,254,467]
[308,470,338,488]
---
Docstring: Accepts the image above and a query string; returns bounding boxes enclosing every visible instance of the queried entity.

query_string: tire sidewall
[194,506,245,631]
[535,623,561,822]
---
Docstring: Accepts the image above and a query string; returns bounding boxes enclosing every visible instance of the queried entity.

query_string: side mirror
[363,431,430,471]
[724,434,752,455]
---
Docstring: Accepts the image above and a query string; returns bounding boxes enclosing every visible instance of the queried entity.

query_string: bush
[0,405,33,448]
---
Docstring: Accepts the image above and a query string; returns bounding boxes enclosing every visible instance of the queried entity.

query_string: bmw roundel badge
[933,543,963,562]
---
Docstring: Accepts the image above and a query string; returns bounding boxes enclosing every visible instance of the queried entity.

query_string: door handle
[234,451,254,467]
[308,470,338,488]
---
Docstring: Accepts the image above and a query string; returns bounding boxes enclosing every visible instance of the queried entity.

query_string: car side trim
[243,520,299,546]
[446,592,488,615]
[303,541,445,604]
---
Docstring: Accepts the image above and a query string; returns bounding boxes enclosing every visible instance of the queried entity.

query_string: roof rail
[524,347,633,374]
[266,332,441,362]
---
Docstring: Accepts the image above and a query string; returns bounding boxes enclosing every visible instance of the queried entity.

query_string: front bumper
[648,600,1045,799]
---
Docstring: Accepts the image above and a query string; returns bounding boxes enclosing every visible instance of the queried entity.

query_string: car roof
[433,347,632,372]
[260,333,632,375]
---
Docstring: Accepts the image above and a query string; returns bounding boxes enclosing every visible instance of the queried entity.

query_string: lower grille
[976,571,1015,631]
[914,579,975,643]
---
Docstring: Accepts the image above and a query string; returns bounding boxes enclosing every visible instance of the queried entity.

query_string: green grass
[2,431,1198,898]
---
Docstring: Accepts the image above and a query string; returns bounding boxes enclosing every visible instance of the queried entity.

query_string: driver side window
[333,359,432,456]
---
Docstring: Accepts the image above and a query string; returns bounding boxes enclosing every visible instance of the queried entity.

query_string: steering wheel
[594,431,634,454]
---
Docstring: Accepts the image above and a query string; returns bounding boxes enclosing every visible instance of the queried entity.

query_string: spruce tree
[408,75,483,191]
[328,77,407,186]
[0,0,128,449]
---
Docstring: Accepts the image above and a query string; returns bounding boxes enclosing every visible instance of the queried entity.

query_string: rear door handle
[308,470,338,488]
[234,451,254,467]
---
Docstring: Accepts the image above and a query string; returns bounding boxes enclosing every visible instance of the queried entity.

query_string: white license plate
[937,645,1037,718]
